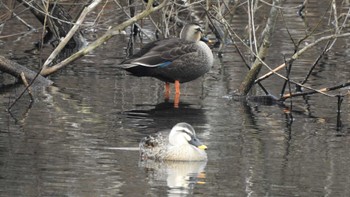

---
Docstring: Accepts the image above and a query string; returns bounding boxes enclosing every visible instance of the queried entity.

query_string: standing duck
[119,23,214,107]
[139,122,208,161]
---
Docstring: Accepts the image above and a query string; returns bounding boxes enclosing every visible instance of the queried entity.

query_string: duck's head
[180,23,204,42]
[168,122,208,150]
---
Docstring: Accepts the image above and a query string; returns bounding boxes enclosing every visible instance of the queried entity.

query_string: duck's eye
[195,28,202,33]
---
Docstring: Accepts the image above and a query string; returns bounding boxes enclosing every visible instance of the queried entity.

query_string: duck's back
[139,132,167,161]
[121,38,213,83]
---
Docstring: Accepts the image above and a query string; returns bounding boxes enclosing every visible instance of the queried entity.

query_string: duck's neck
[180,32,201,42]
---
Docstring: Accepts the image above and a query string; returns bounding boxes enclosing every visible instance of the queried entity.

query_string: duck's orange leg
[174,80,180,108]
[164,82,170,101]
[175,80,180,95]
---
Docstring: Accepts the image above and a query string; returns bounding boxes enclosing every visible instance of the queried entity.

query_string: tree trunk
[239,0,283,95]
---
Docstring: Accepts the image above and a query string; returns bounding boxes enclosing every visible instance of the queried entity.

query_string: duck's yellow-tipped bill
[198,144,208,150]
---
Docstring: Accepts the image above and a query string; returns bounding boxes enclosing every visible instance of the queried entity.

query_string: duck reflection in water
[127,101,208,129]
[140,160,207,196]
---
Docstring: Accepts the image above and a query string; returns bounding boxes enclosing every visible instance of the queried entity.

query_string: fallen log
[0,56,53,88]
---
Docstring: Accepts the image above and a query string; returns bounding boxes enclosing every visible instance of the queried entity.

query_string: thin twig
[255,32,350,83]
[208,10,270,95]
[2,3,35,30]
[280,81,350,101]
[41,0,101,71]
[300,40,332,85]
[239,0,282,95]
[40,0,169,76]
[20,72,34,101]
[280,56,291,97]
[113,0,153,40]
[7,73,34,111]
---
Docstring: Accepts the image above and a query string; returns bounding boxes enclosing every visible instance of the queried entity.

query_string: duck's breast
[196,41,214,69]
[152,41,214,83]
[163,144,207,161]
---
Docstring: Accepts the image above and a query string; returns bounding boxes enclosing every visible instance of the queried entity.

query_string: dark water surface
[1,1,350,196]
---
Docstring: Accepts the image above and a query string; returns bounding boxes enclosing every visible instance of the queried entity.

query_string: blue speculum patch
[158,61,172,68]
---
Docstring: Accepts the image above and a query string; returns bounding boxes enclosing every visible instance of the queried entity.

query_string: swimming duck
[120,23,214,106]
[139,122,208,161]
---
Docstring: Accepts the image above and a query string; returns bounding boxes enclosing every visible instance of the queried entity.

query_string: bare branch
[41,0,101,70]
[254,32,350,84]
[280,81,350,101]
[20,72,34,101]
[239,0,282,95]
[0,56,53,87]
[40,0,169,76]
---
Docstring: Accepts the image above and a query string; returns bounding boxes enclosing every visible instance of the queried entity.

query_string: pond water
[1,1,350,196]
